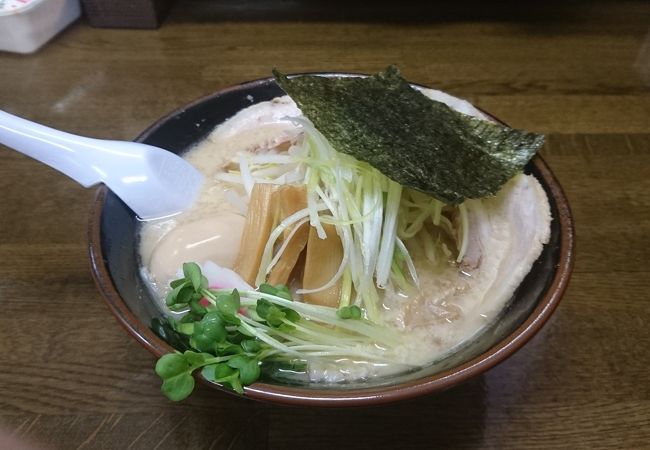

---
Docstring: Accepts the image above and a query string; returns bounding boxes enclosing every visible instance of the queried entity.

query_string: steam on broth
[142,87,551,396]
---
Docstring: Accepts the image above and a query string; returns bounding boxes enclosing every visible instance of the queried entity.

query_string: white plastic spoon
[0,110,204,220]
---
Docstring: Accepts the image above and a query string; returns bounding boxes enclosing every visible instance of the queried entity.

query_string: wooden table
[1,1,649,448]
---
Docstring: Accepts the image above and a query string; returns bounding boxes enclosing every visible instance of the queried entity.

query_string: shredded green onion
[221,117,470,324]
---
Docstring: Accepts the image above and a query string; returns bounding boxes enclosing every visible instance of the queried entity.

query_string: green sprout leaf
[190,310,233,352]
[195,312,227,342]
[183,350,213,366]
[155,352,200,401]
[189,296,207,315]
[284,309,300,323]
[259,284,278,296]
[216,342,244,356]
[183,262,203,291]
[161,373,195,402]
[275,290,292,301]
[164,290,176,306]
[227,355,261,385]
[265,306,286,327]
[241,339,262,354]
[169,278,187,289]
[216,292,240,317]
[274,284,293,301]
[278,323,296,333]
[202,363,244,394]
[176,322,195,335]
[337,305,362,320]
[256,298,272,319]
[165,282,190,306]
[175,285,196,305]
[256,298,299,328]
[155,353,191,379]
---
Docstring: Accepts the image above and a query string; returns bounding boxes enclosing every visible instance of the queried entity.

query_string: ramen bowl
[88,74,574,407]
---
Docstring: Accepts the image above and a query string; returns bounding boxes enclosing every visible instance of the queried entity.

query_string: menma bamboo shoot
[302,224,343,307]
[233,184,278,285]
[267,185,309,285]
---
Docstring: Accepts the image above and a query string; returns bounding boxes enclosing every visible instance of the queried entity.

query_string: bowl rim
[88,74,575,407]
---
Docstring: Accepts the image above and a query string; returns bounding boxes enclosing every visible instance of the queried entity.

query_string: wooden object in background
[81,0,175,28]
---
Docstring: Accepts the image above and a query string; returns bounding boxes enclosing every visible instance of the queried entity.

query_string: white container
[0,0,80,54]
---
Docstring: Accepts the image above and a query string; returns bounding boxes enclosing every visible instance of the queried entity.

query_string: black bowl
[88,75,574,406]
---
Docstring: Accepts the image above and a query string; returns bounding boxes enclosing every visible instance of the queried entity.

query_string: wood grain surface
[1,1,649,448]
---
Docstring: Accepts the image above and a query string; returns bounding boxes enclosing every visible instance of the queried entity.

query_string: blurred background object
[81,0,175,28]
[0,0,80,54]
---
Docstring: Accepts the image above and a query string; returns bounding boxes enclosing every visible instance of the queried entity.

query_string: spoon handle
[0,110,103,187]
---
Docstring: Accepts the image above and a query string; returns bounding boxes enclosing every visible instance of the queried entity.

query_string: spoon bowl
[0,110,204,220]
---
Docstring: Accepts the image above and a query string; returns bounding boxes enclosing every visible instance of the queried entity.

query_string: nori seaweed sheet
[273,66,545,204]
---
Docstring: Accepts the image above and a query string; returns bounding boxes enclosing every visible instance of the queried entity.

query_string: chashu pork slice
[392,173,551,356]
[462,173,552,320]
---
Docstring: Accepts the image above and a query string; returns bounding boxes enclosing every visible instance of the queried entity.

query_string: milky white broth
[138,92,551,383]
